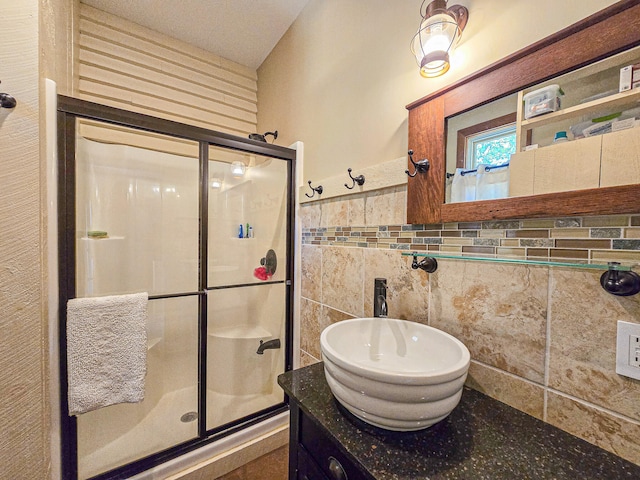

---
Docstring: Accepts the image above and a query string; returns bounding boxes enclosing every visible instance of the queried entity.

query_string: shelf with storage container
[519,88,640,134]
[509,44,640,199]
[516,45,640,152]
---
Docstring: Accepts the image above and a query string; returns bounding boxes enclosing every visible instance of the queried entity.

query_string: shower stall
[57,96,295,479]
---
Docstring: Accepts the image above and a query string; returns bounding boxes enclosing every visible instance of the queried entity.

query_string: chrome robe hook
[344,168,365,189]
[305,180,323,198]
[405,149,429,177]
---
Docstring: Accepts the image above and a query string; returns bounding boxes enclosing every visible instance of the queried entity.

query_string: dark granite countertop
[278,362,640,480]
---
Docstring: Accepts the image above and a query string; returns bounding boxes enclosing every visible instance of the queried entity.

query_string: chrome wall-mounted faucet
[374,278,388,318]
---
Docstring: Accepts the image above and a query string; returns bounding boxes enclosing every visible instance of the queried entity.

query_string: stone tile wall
[298,185,640,466]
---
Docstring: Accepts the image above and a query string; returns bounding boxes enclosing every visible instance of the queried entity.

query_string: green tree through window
[467,124,516,169]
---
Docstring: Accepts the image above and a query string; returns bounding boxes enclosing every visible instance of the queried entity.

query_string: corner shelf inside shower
[80,236,125,241]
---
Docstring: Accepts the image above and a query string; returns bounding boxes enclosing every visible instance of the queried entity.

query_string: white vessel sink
[320,317,470,431]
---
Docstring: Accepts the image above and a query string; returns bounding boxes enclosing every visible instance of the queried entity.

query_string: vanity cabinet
[290,403,370,480]
[297,447,329,480]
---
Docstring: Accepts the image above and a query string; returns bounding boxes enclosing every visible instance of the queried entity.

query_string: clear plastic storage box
[523,84,562,119]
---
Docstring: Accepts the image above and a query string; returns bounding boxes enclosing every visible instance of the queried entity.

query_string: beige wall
[257,0,619,181]
[0,0,49,478]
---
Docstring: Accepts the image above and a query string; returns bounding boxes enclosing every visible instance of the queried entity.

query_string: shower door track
[57,95,296,480]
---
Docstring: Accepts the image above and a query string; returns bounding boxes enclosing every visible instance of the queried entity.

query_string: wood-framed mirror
[406,0,640,225]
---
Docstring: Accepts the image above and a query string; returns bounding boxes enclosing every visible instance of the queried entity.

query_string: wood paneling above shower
[77,4,258,136]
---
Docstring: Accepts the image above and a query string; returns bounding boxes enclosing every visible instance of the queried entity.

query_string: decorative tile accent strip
[555,218,582,228]
[613,240,640,250]
[591,228,622,238]
[474,239,500,247]
[625,228,640,239]
[582,216,629,227]
[301,216,640,262]
[483,220,520,229]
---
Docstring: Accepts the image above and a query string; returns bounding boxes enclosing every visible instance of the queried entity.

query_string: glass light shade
[230,161,246,177]
[411,12,461,77]
[210,177,222,189]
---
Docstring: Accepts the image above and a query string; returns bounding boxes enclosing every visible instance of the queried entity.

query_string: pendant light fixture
[411,0,469,78]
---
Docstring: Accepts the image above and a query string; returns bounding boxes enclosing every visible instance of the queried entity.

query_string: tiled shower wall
[298,185,640,465]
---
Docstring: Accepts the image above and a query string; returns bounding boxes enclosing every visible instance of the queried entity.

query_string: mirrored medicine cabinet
[406,0,640,225]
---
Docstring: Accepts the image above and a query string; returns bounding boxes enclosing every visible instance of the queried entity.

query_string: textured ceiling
[81,0,311,69]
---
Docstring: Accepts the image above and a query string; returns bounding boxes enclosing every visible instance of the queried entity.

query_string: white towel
[66,292,148,415]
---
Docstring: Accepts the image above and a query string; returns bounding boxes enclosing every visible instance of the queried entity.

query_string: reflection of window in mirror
[445,94,518,203]
[458,115,516,170]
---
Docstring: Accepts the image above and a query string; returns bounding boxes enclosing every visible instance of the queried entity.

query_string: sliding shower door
[206,147,289,430]
[73,122,202,479]
[58,96,295,480]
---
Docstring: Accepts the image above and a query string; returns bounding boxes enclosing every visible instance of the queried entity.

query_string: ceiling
[81,0,312,70]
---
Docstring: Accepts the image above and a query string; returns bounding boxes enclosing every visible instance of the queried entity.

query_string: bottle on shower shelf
[238,224,243,238]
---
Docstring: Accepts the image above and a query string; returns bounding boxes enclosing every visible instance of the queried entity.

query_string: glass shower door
[206,146,289,430]
[59,96,295,480]
[73,122,201,478]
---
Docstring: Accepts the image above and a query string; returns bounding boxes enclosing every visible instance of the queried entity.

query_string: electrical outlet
[630,335,640,368]
[616,321,640,380]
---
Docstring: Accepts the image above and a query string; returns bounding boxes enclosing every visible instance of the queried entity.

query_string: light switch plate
[616,321,640,380]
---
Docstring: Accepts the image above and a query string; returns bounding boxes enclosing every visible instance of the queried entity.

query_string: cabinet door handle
[328,456,348,480]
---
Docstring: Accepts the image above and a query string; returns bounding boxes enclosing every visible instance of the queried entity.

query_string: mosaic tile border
[301,215,640,263]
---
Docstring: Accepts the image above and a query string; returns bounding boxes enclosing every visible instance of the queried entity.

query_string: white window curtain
[451,168,477,203]
[476,165,510,200]
[451,165,509,203]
